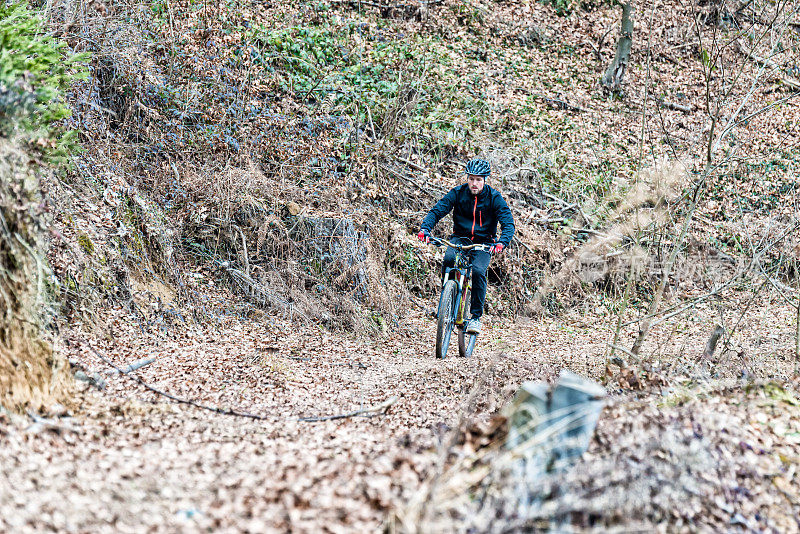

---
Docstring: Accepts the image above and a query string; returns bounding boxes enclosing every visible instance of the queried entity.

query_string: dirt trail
[0,302,601,533]
[2,296,797,532]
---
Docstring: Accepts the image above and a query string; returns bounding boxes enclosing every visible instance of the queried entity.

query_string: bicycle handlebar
[428,235,492,252]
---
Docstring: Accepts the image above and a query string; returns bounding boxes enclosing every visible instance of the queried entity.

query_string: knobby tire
[457,286,476,357]
[457,327,478,358]
[436,280,458,359]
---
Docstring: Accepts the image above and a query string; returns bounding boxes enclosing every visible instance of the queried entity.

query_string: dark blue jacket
[421,183,515,246]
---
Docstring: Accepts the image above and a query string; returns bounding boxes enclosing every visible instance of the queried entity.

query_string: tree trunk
[703,324,725,360]
[602,1,633,92]
[795,259,799,368]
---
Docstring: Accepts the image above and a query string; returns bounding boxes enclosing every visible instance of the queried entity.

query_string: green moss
[760,382,800,407]
[77,233,94,255]
[120,198,146,253]
[659,386,695,408]
[397,246,428,285]
[370,311,388,333]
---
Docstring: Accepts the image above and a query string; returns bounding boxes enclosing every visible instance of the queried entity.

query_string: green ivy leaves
[0,2,89,163]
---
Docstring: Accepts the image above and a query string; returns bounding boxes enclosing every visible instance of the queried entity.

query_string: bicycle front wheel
[435,280,458,359]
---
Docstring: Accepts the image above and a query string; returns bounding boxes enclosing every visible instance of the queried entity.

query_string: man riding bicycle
[418,158,515,335]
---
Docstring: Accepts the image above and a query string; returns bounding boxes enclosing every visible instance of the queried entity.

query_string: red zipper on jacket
[471,196,477,239]
[479,211,482,227]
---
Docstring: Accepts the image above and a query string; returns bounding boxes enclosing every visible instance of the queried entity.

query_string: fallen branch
[74,369,107,389]
[394,155,427,173]
[512,235,536,256]
[574,227,608,237]
[87,345,278,421]
[738,43,800,90]
[107,356,157,375]
[381,163,438,198]
[331,0,442,8]
[541,191,572,208]
[648,94,693,113]
[608,343,637,360]
[234,224,250,278]
[536,94,588,113]
[26,411,80,434]
[331,0,386,8]
[298,395,399,423]
[529,216,568,225]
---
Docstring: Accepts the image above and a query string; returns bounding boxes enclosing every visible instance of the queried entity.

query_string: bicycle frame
[429,236,490,359]
[442,253,472,326]
[433,237,490,326]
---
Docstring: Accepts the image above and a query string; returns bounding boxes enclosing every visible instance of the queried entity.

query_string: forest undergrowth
[2,0,800,531]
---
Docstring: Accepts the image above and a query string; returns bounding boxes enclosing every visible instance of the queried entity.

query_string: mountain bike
[429,236,491,359]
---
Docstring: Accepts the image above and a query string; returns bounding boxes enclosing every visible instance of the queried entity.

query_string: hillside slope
[1,0,799,531]
[45,0,799,329]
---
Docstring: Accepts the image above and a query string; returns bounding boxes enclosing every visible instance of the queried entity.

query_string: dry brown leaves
[3,288,798,531]
[6,0,800,531]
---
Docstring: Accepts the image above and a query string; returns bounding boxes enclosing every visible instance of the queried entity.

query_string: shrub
[0,1,88,161]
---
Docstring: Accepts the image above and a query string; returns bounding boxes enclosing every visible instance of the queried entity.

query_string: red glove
[417,230,430,243]
[491,243,504,254]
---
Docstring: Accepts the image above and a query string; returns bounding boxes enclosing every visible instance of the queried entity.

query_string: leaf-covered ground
[2,288,798,532]
[3,0,799,531]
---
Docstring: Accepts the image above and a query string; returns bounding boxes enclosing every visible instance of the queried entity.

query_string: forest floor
[3,0,799,530]
[2,288,799,532]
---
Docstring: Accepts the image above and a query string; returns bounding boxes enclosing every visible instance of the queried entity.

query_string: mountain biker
[417,158,515,335]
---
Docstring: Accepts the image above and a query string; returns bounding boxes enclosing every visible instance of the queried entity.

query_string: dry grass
[392,379,800,533]
[0,141,71,411]
[179,163,410,332]
[531,160,689,309]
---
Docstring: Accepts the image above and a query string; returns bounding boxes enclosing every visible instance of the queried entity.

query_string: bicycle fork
[453,271,471,326]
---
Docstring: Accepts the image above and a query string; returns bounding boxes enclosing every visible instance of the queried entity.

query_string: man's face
[467,174,485,195]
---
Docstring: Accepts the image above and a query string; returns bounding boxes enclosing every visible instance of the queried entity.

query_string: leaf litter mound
[395,381,800,532]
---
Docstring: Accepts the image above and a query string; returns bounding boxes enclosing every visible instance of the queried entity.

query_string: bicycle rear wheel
[435,280,458,359]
